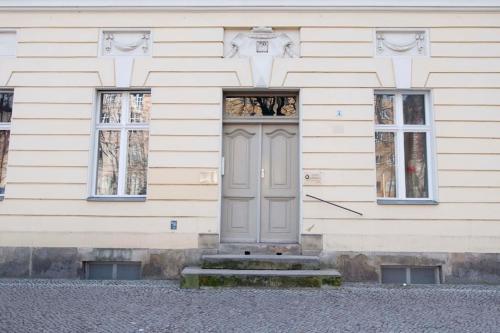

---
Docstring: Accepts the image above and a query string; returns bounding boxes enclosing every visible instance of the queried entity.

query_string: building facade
[0,0,499,283]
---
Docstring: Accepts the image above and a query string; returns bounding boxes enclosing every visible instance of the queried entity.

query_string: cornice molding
[2,0,500,11]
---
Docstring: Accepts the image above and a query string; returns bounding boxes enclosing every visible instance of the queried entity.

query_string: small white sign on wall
[304,172,322,185]
[0,31,16,56]
[199,171,218,185]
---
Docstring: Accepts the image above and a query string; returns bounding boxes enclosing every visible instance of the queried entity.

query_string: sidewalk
[0,279,498,333]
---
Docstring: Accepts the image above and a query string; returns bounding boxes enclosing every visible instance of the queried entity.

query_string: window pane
[404,132,428,198]
[411,267,437,284]
[88,263,114,280]
[96,130,120,195]
[381,267,407,284]
[99,93,122,123]
[116,263,141,280]
[0,131,9,194]
[375,132,397,198]
[126,130,149,195]
[129,93,151,123]
[375,94,394,125]
[224,96,297,117]
[0,93,13,123]
[403,95,426,125]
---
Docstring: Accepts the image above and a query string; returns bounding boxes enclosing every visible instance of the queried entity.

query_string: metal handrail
[306,194,363,216]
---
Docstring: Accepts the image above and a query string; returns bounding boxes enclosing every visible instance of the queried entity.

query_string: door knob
[261,168,265,178]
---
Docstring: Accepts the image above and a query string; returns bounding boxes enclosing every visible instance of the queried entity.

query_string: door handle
[261,168,265,178]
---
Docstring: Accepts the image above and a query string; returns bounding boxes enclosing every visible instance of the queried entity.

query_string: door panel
[222,123,299,244]
[221,125,260,242]
[260,125,299,243]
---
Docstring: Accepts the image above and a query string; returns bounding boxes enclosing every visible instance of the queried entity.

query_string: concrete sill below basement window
[377,199,438,205]
[87,196,147,202]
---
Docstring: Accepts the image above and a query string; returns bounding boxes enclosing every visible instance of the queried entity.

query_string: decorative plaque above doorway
[225,27,299,88]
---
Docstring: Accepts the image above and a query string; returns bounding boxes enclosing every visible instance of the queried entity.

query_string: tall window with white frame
[94,91,150,197]
[374,92,433,201]
[0,91,12,198]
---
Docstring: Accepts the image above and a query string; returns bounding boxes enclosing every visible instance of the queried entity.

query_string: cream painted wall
[0,9,499,252]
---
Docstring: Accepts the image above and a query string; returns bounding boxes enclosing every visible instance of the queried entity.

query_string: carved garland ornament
[376,31,426,55]
[104,32,151,55]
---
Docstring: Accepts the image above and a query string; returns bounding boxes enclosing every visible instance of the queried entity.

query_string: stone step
[202,254,320,270]
[218,243,301,255]
[180,267,341,288]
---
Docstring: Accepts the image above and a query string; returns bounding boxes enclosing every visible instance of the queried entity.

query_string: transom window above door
[224,93,298,119]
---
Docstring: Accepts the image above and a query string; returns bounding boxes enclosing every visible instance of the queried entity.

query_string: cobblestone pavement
[0,279,499,333]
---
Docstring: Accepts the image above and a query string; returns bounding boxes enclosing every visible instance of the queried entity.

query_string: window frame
[374,90,436,203]
[0,89,13,199]
[91,90,151,199]
[84,261,142,280]
[380,265,441,284]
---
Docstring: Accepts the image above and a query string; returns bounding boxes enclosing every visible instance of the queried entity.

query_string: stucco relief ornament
[376,31,426,55]
[104,32,150,55]
[226,27,297,87]
[101,30,152,88]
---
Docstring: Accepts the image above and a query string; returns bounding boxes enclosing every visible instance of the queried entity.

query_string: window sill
[87,196,147,202]
[377,199,438,206]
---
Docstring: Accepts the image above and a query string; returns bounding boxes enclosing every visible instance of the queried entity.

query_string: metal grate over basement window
[85,261,142,280]
[381,266,441,284]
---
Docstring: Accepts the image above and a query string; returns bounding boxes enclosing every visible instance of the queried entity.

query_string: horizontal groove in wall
[304,218,500,222]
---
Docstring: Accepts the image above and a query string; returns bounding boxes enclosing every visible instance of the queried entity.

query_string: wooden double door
[221,123,299,243]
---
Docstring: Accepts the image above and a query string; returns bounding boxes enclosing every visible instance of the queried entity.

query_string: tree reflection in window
[126,130,149,195]
[375,95,394,125]
[404,132,428,198]
[0,92,12,195]
[403,95,426,125]
[375,132,397,198]
[96,131,120,195]
[100,93,121,123]
[224,96,297,117]
[0,93,13,123]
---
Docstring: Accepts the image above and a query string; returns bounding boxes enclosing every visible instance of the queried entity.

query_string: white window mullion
[427,93,435,200]
[426,131,434,200]
[117,129,128,196]
[93,129,100,194]
[396,130,406,199]
[394,94,404,199]
[117,93,129,196]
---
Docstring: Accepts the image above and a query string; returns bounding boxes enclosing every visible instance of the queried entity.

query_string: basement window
[85,261,142,280]
[381,266,440,284]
